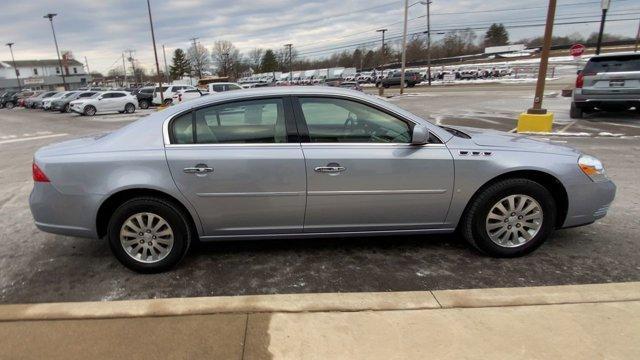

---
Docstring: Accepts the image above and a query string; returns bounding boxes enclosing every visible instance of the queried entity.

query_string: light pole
[596,0,611,55]
[376,29,387,77]
[420,1,432,85]
[43,13,67,90]
[634,18,639,52]
[147,0,164,101]
[400,0,409,95]
[190,37,202,79]
[162,44,169,83]
[284,44,293,84]
[5,43,21,90]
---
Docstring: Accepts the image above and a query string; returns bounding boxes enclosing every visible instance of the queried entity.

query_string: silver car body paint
[30,87,615,241]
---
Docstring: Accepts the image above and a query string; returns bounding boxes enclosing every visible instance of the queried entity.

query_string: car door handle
[314,166,346,173]
[183,166,213,174]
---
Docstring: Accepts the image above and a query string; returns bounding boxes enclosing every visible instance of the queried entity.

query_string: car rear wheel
[107,197,192,273]
[163,99,173,106]
[84,105,97,116]
[5,102,14,109]
[124,103,135,114]
[569,102,583,119]
[460,178,556,257]
[139,99,150,109]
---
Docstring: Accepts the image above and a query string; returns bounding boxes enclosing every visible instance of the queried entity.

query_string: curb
[1,282,638,322]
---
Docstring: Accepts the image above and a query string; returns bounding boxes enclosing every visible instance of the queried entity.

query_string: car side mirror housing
[411,125,429,145]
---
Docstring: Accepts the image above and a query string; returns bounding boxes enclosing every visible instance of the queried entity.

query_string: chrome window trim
[162,92,445,146]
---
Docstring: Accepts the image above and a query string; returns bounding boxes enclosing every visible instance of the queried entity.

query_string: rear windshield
[584,55,640,74]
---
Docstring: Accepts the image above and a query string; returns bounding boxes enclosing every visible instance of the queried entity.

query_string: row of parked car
[0,82,246,116]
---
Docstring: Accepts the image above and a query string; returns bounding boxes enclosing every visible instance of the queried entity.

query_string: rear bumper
[573,89,640,107]
[29,182,100,239]
[562,179,616,228]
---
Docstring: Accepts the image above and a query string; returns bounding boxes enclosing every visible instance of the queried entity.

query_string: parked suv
[51,91,97,112]
[376,71,421,88]
[25,91,57,109]
[152,85,198,106]
[571,53,640,118]
[70,91,138,116]
[0,90,20,109]
[133,86,154,109]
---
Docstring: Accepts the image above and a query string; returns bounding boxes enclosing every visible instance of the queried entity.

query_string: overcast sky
[1,0,638,74]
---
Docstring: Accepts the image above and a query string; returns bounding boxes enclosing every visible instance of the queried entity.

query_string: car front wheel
[124,103,135,114]
[139,99,150,109]
[107,197,192,273]
[84,105,97,116]
[460,178,556,257]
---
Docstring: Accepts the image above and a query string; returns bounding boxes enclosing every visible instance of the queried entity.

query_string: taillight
[32,162,50,182]
[575,72,584,88]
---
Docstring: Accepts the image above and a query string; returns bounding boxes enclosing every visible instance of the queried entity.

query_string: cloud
[1,0,637,74]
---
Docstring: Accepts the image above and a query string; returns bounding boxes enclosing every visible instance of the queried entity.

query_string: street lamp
[43,13,67,90]
[400,0,409,95]
[5,43,21,90]
[596,0,611,55]
[419,1,432,85]
[376,29,387,77]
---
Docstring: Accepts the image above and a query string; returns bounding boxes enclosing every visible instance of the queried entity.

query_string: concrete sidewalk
[1,282,639,359]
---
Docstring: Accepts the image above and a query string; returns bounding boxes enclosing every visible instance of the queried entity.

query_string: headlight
[578,155,607,182]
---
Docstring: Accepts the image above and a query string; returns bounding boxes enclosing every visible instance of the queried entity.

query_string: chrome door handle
[183,165,213,174]
[314,166,346,173]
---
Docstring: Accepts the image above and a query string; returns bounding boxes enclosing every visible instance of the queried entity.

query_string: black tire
[84,105,96,116]
[124,103,135,114]
[569,102,583,119]
[460,178,556,257]
[62,104,70,113]
[139,99,150,109]
[5,102,14,109]
[383,83,390,88]
[163,99,173,106]
[107,197,192,273]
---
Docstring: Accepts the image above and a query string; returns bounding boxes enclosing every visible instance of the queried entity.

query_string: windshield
[89,92,103,99]
[63,92,77,98]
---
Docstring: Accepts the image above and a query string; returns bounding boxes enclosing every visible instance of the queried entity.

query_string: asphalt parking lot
[1,83,639,304]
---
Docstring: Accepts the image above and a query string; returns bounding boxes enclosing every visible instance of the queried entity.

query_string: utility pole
[147,0,164,102]
[376,29,387,69]
[284,43,293,84]
[634,18,639,52]
[125,49,137,86]
[190,37,202,79]
[596,0,611,55]
[122,52,128,86]
[162,44,170,83]
[400,0,409,95]
[516,0,556,133]
[420,1,433,85]
[5,43,21,90]
[84,56,90,74]
[43,13,67,90]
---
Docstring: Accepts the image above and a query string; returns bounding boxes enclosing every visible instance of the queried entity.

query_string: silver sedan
[30,87,616,272]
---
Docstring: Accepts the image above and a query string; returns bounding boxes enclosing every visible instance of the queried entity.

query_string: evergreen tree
[169,49,191,80]
[260,49,278,72]
[484,23,509,48]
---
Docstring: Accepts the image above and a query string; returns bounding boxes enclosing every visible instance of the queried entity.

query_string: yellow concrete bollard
[517,112,554,133]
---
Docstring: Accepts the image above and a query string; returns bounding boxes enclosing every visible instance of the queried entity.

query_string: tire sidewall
[470,180,556,257]
[84,105,96,116]
[107,198,190,273]
[125,103,135,113]
[139,100,149,109]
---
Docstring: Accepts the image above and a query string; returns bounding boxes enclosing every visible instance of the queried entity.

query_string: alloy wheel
[119,212,174,264]
[485,194,543,248]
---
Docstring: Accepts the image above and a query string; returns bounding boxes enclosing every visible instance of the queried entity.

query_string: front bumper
[562,179,616,228]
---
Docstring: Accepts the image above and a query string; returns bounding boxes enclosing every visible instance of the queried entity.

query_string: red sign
[570,44,586,58]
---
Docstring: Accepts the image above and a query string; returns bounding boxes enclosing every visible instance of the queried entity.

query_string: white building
[0,59,91,90]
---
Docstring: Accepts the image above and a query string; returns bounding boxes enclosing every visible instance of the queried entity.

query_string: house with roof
[0,59,91,90]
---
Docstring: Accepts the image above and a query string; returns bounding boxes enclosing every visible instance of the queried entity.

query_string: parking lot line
[0,133,68,145]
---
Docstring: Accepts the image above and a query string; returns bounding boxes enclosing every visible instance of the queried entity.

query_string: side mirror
[576,69,582,75]
[411,125,429,145]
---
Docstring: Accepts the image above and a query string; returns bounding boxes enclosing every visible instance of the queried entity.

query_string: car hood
[447,126,580,155]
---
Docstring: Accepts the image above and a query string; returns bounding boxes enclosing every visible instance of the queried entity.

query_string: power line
[296,17,639,58]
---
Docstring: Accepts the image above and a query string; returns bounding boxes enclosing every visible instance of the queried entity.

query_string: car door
[111,92,127,111]
[165,96,307,237]
[292,96,454,233]
[96,92,114,112]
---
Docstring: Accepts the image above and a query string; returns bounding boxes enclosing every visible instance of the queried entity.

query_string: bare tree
[187,43,211,78]
[212,40,241,78]
[247,48,264,70]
